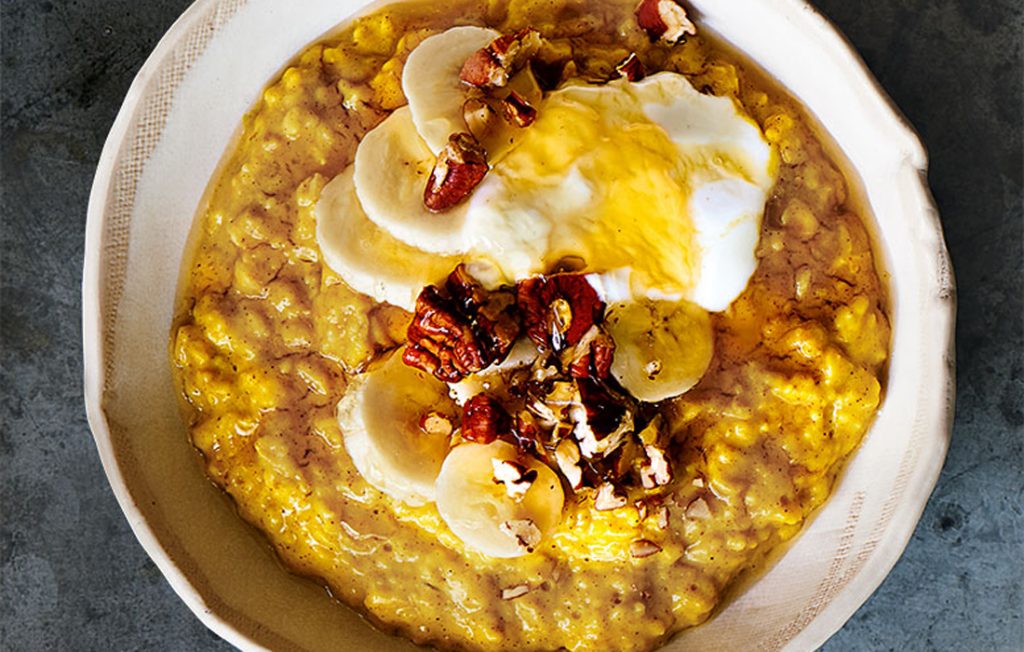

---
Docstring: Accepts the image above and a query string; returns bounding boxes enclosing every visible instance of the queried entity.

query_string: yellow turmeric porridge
[170,0,891,650]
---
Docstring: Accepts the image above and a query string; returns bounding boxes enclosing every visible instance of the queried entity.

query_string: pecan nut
[446,264,520,359]
[499,518,542,551]
[594,482,628,511]
[492,458,538,499]
[500,90,538,127]
[517,274,604,352]
[419,411,455,437]
[565,324,615,380]
[460,28,542,90]
[635,0,697,44]
[461,393,510,444]
[424,133,489,212]
[572,378,634,459]
[463,97,497,141]
[404,265,520,382]
[629,538,662,558]
[615,53,646,81]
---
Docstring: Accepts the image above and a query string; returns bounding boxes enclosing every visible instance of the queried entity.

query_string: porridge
[170,0,890,650]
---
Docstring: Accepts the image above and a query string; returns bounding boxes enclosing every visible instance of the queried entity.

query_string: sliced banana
[337,349,458,505]
[604,299,714,402]
[403,26,543,163]
[316,166,462,310]
[403,26,499,154]
[436,441,564,558]
[353,106,473,254]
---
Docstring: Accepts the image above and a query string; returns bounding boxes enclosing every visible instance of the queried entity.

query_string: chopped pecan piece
[463,98,497,140]
[491,29,542,70]
[526,380,578,426]
[492,458,538,499]
[404,265,520,382]
[517,274,604,352]
[634,499,648,521]
[461,49,508,88]
[635,414,672,487]
[554,439,583,490]
[512,410,542,453]
[461,28,542,89]
[616,53,646,81]
[500,90,538,127]
[462,394,510,443]
[419,411,454,437]
[571,379,634,459]
[640,444,671,488]
[565,324,615,380]
[635,0,697,44]
[501,584,531,600]
[424,133,489,212]
[686,496,711,519]
[629,538,662,558]
[594,482,628,511]
[500,518,542,551]
[654,504,670,529]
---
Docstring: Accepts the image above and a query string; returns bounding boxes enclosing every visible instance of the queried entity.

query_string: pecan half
[404,265,520,382]
[500,90,538,127]
[635,0,697,44]
[462,394,511,443]
[424,133,489,212]
[460,28,542,90]
[616,53,646,81]
[517,274,604,352]
[404,286,486,382]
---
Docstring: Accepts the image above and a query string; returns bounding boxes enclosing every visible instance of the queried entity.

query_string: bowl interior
[83,0,954,650]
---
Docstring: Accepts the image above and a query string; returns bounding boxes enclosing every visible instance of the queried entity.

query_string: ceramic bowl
[83,0,955,649]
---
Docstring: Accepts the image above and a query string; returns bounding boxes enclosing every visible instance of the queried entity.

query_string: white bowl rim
[82,1,956,650]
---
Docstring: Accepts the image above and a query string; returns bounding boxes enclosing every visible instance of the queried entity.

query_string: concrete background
[1,0,1021,649]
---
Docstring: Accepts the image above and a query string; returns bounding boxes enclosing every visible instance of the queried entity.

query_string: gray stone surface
[0,0,1020,649]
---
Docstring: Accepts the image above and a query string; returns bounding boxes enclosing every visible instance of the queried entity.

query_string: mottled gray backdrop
[1,0,1021,650]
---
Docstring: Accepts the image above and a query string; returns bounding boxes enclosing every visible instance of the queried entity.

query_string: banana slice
[436,441,564,558]
[403,26,543,162]
[604,299,714,402]
[337,349,459,505]
[403,26,499,154]
[316,166,462,310]
[353,106,473,254]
